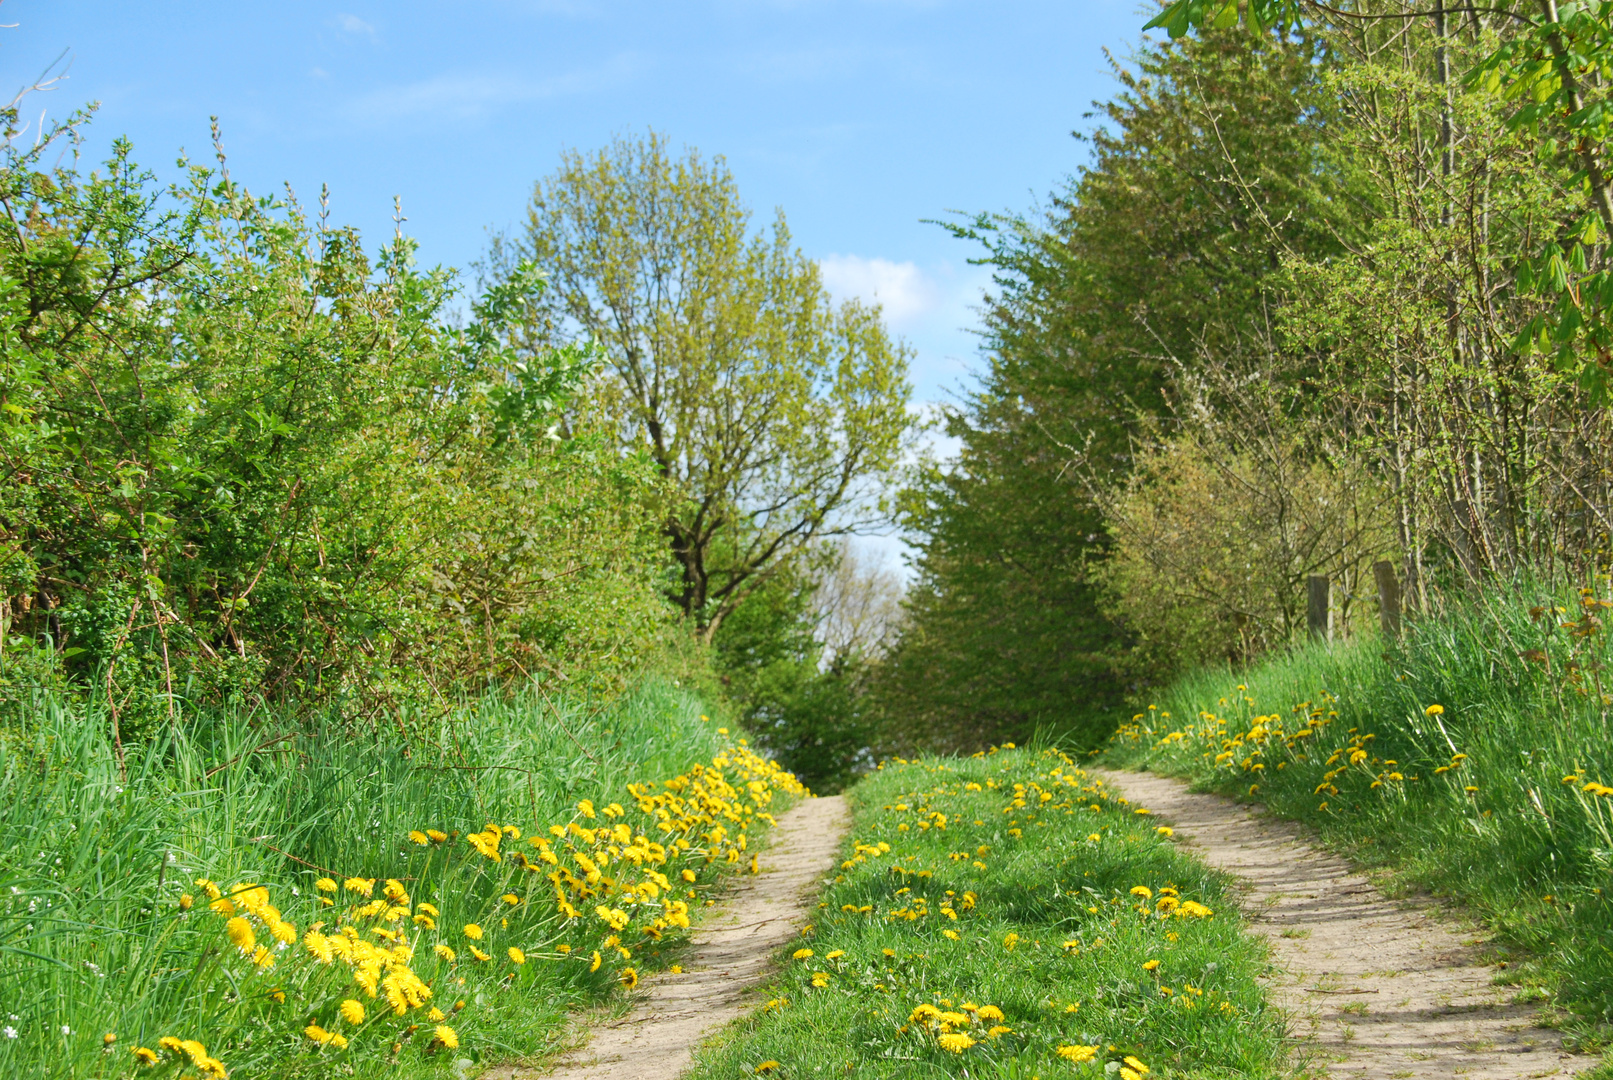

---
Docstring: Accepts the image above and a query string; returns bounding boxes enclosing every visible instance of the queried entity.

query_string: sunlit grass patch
[1102,583,1613,1056]
[0,678,802,1079]
[687,746,1285,1079]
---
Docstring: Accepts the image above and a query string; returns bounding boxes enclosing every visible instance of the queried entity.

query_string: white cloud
[818,254,939,327]
[341,54,643,124]
[334,13,376,36]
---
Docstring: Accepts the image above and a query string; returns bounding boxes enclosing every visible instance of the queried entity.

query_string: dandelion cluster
[117,737,805,1072]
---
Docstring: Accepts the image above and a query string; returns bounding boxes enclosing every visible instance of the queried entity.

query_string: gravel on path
[1095,769,1586,1079]
[487,793,850,1080]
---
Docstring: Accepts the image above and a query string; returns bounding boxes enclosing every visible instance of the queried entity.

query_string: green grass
[684,745,1287,1080]
[1101,582,1613,1058]
[0,677,803,1079]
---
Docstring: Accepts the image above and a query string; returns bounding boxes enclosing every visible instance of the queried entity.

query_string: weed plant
[686,746,1285,1079]
[1103,582,1613,1052]
[0,678,803,1078]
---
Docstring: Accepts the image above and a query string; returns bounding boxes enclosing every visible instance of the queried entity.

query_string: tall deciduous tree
[874,28,1366,751]
[497,133,914,640]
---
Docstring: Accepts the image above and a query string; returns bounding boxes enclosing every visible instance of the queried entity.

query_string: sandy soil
[487,794,850,1080]
[1095,769,1588,1079]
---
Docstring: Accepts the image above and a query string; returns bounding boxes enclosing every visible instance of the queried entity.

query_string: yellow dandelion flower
[434,944,456,962]
[755,1063,781,1075]
[1002,933,1019,951]
[508,947,526,965]
[1124,1055,1150,1074]
[1130,886,1152,900]
[825,950,844,959]
[133,1046,159,1065]
[621,967,639,989]
[426,829,448,843]
[315,878,337,893]
[681,869,697,883]
[987,1025,1011,1037]
[251,945,275,969]
[339,1000,365,1025]
[416,902,440,918]
[501,894,521,906]
[225,917,255,955]
[178,894,193,910]
[792,948,814,960]
[1155,826,1174,838]
[590,950,603,972]
[342,878,374,897]
[470,946,491,962]
[1057,1044,1098,1063]
[463,924,483,941]
[408,831,429,846]
[327,1033,348,1050]
[937,1033,975,1053]
[1425,704,1444,716]
[304,1024,334,1045]
[433,1025,459,1049]
[556,944,572,954]
[304,930,334,963]
[428,1007,445,1021]
[976,1005,1004,1022]
[810,972,831,988]
[1143,959,1160,971]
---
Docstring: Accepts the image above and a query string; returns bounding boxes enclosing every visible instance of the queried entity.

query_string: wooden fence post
[1307,575,1331,643]
[1373,560,1402,639]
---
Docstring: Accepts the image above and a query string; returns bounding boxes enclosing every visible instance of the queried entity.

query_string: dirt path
[1094,769,1585,1079]
[488,794,850,1080]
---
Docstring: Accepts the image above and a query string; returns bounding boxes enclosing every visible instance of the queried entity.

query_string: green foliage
[1105,583,1613,1046]
[1098,379,1397,673]
[684,747,1286,1079]
[0,108,669,718]
[493,131,915,639]
[711,558,875,794]
[1149,0,1613,400]
[877,26,1363,752]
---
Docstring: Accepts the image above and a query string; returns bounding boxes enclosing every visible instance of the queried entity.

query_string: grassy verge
[0,677,805,1079]
[685,745,1286,1079]
[1101,583,1613,1058]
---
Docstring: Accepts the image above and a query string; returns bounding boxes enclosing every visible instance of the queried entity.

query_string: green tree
[874,28,1366,750]
[494,132,915,641]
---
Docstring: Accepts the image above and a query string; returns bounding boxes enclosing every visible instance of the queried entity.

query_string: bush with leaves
[0,105,668,727]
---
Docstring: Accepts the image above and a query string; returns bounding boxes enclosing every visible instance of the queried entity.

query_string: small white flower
[60,1025,71,1036]
[4,1026,17,1039]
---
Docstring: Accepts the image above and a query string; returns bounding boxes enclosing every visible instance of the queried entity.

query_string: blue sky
[7,0,1148,566]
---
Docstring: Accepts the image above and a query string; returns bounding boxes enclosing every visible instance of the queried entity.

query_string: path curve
[490,794,850,1080]
[1094,769,1583,1079]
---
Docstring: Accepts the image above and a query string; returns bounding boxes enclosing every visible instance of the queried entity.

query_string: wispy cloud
[340,53,644,124]
[333,13,377,37]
